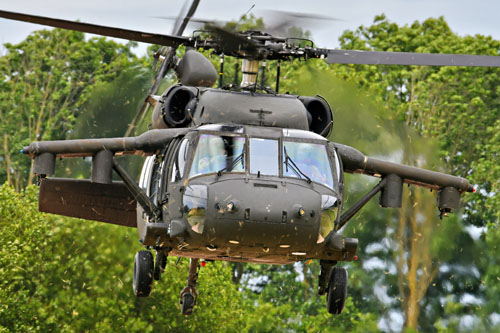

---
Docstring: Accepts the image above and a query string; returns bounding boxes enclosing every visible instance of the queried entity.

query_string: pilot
[318,206,336,243]
[295,143,327,183]
[193,136,226,175]
[187,207,205,234]
[197,155,212,174]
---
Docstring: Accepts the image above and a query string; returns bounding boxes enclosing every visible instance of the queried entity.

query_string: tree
[252,15,499,330]
[0,29,140,189]
[0,184,257,331]
[3,13,499,332]
[334,15,500,227]
[325,15,500,331]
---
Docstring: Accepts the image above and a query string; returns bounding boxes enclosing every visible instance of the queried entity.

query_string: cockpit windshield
[189,134,245,178]
[189,132,335,189]
[283,141,334,189]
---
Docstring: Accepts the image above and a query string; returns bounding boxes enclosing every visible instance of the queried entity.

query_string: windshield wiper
[216,151,245,176]
[283,146,312,183]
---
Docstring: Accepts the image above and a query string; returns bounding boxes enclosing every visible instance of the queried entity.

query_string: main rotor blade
[258,9,343,38]
[327,49,500,67]
[0,9,191,48]
[172,1,189,35]
[207,24,259,55]
[174,0,200,36]
[125,0,200,137]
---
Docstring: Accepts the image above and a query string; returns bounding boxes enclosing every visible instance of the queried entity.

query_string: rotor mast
[241,59,259,87]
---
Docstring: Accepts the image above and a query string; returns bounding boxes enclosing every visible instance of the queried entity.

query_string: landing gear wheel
[154,251,167,281]
[133,250,154,297]
[326,266,348,315]
[181,292,195,315]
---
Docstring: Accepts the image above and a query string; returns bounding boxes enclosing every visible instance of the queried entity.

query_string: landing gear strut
[318,260,336,296]
[153,249,168,281]
[318,260,348,315]
[179,258,199,315]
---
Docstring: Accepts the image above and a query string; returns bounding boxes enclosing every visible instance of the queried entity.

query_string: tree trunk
[395,150,440,330]
[3,134,12,186]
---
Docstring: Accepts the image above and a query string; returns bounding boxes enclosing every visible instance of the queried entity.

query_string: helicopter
[1,2,498,316]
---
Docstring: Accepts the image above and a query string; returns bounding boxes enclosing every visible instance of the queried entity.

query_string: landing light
[298,207,305,217]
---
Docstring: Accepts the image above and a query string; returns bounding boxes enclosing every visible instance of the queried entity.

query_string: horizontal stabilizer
[39,178,137,227]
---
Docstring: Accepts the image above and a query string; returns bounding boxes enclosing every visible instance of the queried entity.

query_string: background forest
[1,14,499,332]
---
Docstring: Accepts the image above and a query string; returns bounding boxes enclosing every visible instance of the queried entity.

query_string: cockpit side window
[189,134,245,178]
[283,141,334,189]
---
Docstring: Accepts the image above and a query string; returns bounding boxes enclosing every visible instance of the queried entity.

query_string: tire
[181,293,195,316]
[133,250,154,297]
[326,267,348,315]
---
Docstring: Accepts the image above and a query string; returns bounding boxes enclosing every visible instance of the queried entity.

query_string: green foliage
[0,184,252,331]
[236,15,500,331]
[0,29,140,189]
[330,18,500,330]
[333,15,500,230]
[55,64,154,180]
[239,263,379,332]
[1,12,500,332]
[0,183,380,331]
[0,184,49,331]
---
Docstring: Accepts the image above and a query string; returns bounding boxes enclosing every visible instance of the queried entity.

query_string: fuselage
[138,124,357,264]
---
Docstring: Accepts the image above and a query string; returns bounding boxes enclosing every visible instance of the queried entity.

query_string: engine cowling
[152,85,198,129]
[299,96,333,137]
[152,86,334,136]
[175,50,217,87]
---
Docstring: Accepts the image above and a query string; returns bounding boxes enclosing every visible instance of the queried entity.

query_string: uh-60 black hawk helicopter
[2,2,499,316]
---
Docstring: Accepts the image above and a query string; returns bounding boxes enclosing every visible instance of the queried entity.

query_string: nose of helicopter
[203,178,321,252]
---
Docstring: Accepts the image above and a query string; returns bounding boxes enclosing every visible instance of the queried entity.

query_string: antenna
[260,61,266,88]
[233,62,239,87]
[275,60,281,93]
[245,4,255,16]
[218,54,224,88]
